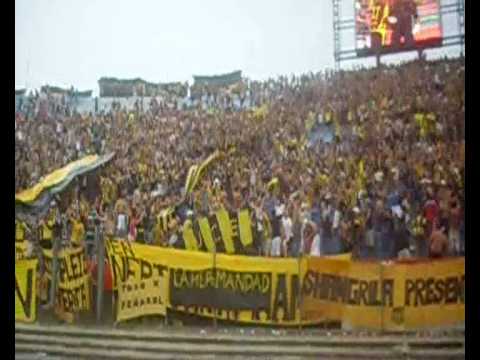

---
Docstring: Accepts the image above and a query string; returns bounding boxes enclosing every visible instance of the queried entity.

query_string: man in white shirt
[271,205,284,257]
[300,218,319,256]
[310,231,322,257]
[281,210,293,257]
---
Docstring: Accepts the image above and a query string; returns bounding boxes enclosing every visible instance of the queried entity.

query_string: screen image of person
[368,0,389,50]
[388,0,418,48]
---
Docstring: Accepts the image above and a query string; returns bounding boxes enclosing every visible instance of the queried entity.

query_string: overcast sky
[15,0,463,94]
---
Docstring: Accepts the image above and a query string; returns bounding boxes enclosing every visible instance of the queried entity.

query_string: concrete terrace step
[14,333,404,358]
[15,341,465,360]
[15,323,465,348]
[15,324,465,359]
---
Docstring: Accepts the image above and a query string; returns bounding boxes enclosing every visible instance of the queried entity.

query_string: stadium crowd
[15,57,465,261]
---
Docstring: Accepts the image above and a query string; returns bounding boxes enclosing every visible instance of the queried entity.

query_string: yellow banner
[209,253,300,325]
[107,239,301,325]
[106,240,193,321]
[43,246,91,321]
[339,261,387,330]
[117,277,168,322]
[194,209,254,254]
[342,258,465,331]
[301,257,350,324]
[15,259,38,323]
[15,242,28,261]
[304,257,465,331]
[105,239,465,330]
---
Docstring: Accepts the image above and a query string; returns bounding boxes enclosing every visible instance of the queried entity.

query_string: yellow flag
[216,208,235,254]
[267,178,280,193]
[238,210,253,248]
[198,217,216,252]
[183,220,199,251]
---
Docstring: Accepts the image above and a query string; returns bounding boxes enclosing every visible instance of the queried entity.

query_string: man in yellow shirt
[40,209,55,249]
[69,210,85,248]
[15,220,28,243]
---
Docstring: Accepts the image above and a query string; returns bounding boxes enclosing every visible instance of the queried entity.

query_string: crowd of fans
[15,57,465,261]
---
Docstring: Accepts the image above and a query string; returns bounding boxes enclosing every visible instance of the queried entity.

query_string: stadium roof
[40,85,93,97]
[98,77,146,85]
[98,77,184,86]
[193,70,242,86]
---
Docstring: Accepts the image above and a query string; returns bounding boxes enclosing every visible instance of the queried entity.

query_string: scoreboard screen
[355,0,443,56]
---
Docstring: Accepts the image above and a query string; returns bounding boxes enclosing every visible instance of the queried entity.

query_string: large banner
[301,257,351,324]
[106,241,168,322]
[106,239,301,325]
[43,247,91,322]
[15,259,38,323]
[170,253,300,325]
[304,257,465,330]
[106,240,465,330]
[342,258,465,330]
